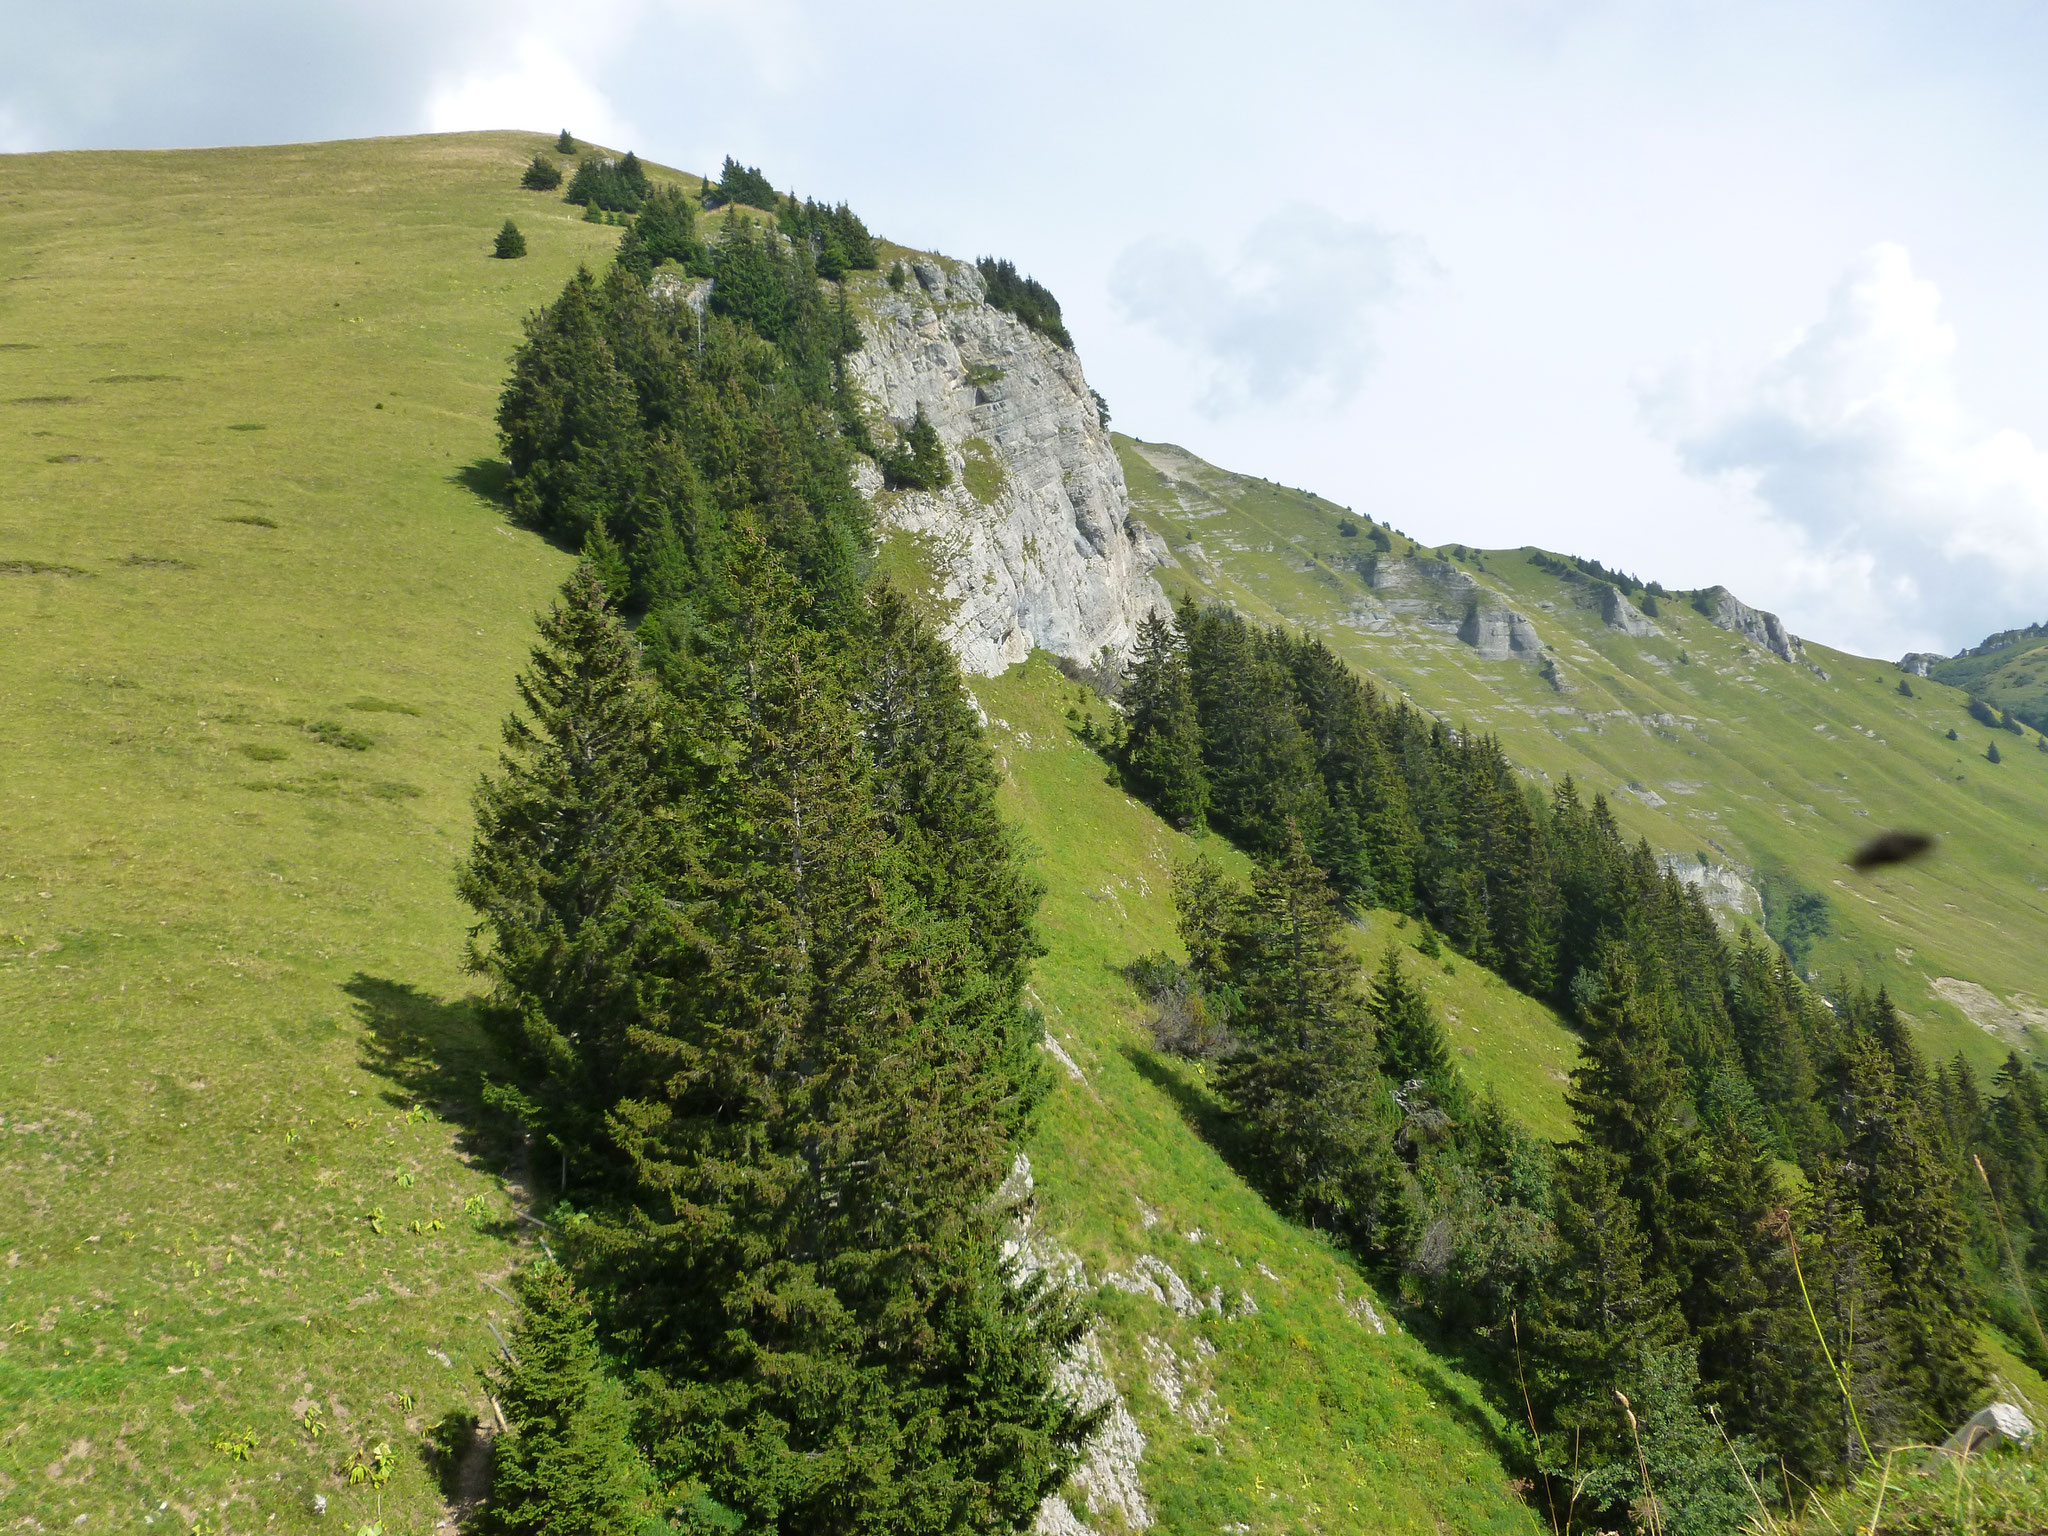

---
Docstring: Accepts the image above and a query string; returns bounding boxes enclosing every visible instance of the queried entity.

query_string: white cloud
[425,32,632,144]
[1110,205,1426,415]
[1646,243,2048,655]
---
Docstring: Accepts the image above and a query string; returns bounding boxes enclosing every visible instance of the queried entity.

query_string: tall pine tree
[1117,608,1209,830]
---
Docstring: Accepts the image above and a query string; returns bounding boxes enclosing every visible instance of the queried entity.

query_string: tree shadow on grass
[451,457,582,558]
[1120,1040,1250,1168]
[452,457,512,510]
[345,973,518,1177]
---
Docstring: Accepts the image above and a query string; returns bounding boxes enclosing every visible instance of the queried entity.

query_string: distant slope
[0,134,1542,1534]
[1928,625,2048,735]
[1118,435,2048,1077]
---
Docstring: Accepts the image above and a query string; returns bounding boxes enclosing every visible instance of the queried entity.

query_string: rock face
[1600,584,1661,638]
[1356,556,1551,666]
[1899,652,1941,677]
[1458,600,1545,660]
[844,258,1165,676]
[1696,585,1807,665]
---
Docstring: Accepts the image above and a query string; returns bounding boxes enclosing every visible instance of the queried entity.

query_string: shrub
[1339,519,1359,538]
[521,154,562,191]
[1989,740,2003,763]
[976,256,1073,348]
[1947,727,1960,740]
[1641,591,1662,617]
[494,220,527,259]
[1969,697,2001,728]
[886,260,907,291]
[1897,677,1914,697]
[555,128,576,155]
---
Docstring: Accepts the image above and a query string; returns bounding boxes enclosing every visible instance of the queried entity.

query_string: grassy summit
[0,134,1541,1533]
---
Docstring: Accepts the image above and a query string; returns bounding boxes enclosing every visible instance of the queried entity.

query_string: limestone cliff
[1695,584,1808,666]
[845,258,1165,675]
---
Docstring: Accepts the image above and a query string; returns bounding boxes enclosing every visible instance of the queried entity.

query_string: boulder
[1943,1400,2034,1456]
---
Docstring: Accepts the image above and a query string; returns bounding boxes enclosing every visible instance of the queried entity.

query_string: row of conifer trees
[1114,603,2048,1531]
[465,214,1094,1530]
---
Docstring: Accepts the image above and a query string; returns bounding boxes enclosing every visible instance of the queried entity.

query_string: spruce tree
[1118,608,1209,830]
[596,537,1090,1534]
[459,565,667,1194]
[487,1260,648,1536]
[495,219,528,259]
[556,128,576,155]
[497,267,646,548]
[1830,1033,1985,1437]
[522,155,563,192]
[1565,946,1695,1282]
[1212,821,1414,1257]
[1370,944,1459,1102]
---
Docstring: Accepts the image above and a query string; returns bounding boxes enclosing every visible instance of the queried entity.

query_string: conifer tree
[1829,1033,1985,1436]
[1211,821,1414,1257]
[495,219,527,259]
[596,538,1089,1534]
[881,402,951,490]
[487,1260,648,1536]
[1118,608,1209,830]
[1370,944,1459,1102]
[460,565,667,1194]
[1565,946,1695,1282]
[497,267,646,548]
[556,128,576,155]
[522,155,563,191]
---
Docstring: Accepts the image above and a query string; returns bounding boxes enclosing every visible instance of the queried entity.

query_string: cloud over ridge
[1110,204,1424,416]
[1646,243,2048,656]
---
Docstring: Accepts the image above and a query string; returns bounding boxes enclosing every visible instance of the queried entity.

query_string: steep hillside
[1118,437,2048,1079]
[0,134,1548,1534]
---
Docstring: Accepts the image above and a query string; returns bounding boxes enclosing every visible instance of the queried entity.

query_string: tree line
[1113,602,2048,1532]
[469,208,1092,1531]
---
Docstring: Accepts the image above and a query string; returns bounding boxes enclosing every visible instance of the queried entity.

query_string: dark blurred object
[1848,830,1935,872]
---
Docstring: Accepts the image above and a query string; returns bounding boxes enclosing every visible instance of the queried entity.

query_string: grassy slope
[0,135,1545,1533]
[1117,437,2048,1080]
[978,659,1538,1534]
[0,130,651,1533]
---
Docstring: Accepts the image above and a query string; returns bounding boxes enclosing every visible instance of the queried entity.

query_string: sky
[8,1,2048,659]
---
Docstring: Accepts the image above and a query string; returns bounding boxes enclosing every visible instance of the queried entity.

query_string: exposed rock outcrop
[1657,854,1763,924]
[844,258,1164,675]
[1600,584,1661,638]
[1695,585,1806,665]
[1899,652,1941,677]
[1458,600,1545,660]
